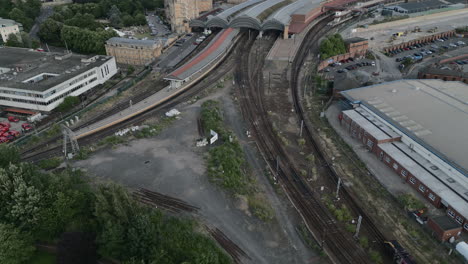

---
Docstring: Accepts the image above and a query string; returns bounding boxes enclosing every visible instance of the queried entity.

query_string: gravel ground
[74,80,320,264]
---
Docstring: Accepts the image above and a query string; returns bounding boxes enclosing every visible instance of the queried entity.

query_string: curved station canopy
[191,0,323,33]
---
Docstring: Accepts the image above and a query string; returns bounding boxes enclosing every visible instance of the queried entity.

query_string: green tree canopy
[0,223,35,264]
[38,18,64,45]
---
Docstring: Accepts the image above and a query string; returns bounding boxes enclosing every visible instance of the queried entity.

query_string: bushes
[248,195,274,222]
[319,34,346,59]
[0,145,231,264]
[398,194,425,210]
[200,100,225,137]
[56,96,81,113]
[38,157,62,170]
[207,140,248,193]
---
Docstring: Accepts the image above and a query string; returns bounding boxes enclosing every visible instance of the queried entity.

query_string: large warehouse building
[0,47,117,112]
[339,79,468,232]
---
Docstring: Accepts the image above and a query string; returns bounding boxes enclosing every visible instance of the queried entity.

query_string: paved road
[156,34,200,69]
[146,13,171,38]
[29,6,53,40]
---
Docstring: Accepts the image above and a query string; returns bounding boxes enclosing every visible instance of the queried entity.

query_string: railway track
[22,36,242,162]
[289,17,390,255]
[207,227,251,264]
[235,24,373,263]
[132,188,200,214]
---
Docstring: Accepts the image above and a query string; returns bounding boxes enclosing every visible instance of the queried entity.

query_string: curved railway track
[289,17,390,256]
[23,38,241,161]
[235,25,373,263]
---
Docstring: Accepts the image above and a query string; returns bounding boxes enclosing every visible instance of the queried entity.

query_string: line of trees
[0,0,41,31]
[0,145,231,264]
[37,0,159,54]
[319,34,347,60]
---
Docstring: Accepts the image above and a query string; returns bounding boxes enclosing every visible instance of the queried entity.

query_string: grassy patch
[345,223,356,233]
[207,139,249,193]
[97,135,127,147]
[38,157,62,170]
[29,250,55,264]
[135,117,176,139]
[398,193,425,210]
[200,100,225,137]
[248,194,274,222]
[369,249,384,264]
[73,147,92,160]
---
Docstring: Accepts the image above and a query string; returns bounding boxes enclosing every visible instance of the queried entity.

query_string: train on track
[384,240,416,264]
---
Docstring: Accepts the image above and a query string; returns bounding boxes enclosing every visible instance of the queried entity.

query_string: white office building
[0,47,117,112]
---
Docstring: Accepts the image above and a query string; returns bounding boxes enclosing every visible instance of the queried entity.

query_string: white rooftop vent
[392,89,397,93]
[446,178,455,183]
[430,165,439,170]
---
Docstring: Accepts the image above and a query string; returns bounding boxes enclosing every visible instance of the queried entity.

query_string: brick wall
[427,218,462,241]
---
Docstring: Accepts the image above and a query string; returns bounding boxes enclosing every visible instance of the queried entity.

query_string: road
[29,6,53,40]
[156,34,200,69]
[146,13,171,38]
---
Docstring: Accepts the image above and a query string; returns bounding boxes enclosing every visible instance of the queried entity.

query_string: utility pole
[300,120,304,138]
[354,215,362,239]
[62,125,79,159]
[335,177,341,199]
[276,156,280,176]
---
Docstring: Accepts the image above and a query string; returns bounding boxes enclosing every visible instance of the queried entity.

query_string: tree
[8,8,34,31]
[0,224,35,264]
[134,13,146,25]
[5,33,22,47]
[55,96,80,113]
[57,232,97,264]
[38,18,64,45]
[0,145,20,168]
[108,5,122,28]
[122,14,134,27]
[0,0,14,18]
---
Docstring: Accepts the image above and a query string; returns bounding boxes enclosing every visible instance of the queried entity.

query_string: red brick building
[427,216,463,241]
[340,80,468,233]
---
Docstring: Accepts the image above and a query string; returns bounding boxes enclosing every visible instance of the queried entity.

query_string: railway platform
[74,29,239,139]
[164,28,239,89]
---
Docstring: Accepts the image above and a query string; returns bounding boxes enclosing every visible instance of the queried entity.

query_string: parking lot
[146,13,171,38]
[387,36,468,70]
[321,57,379,77]
[0,116,33,143]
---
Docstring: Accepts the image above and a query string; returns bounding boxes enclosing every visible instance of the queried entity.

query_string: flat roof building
[0,17,22,43]
[105,37,163,66]
[340,79,468,232]
[0,47,117,112]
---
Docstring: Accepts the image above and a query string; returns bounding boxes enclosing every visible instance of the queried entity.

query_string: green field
[30,250,55,264]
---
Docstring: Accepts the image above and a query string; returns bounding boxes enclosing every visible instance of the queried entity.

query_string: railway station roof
[192,0,264,28]
[263,0,312,31]
[229,0,286,30]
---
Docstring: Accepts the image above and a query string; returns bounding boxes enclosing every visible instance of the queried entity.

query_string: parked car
[7,116,19,122]
[0,122,10,128]
[22,123,33,132]
[8,130,20,137]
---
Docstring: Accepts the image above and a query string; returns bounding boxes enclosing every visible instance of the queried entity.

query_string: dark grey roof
[0,47,112,92]
[106,37,159,47]
[395,0,447,11]
[345,37,368,44]
[431,215,462,230]
[341,79,468,176]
